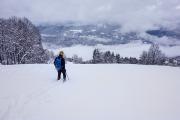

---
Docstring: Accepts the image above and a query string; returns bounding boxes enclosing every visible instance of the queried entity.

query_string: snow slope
[0,63,180,120]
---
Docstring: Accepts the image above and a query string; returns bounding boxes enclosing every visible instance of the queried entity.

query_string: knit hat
[59,51,64,56]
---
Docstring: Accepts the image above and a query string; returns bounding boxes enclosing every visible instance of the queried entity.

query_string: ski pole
[66,71,70,80]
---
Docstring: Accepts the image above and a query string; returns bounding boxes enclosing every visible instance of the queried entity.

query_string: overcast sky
[0,0,180,32]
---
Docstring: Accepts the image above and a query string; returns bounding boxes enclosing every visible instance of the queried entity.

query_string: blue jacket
[54,55,65,71]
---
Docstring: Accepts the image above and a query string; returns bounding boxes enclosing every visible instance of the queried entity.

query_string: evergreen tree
[93,49,103,63]
[129,57,138,64]
[115,54,121,63]
[111,52,116,63]
[104,51,111,63]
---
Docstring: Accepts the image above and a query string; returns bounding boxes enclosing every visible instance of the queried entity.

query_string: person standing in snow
[54,51,66,81]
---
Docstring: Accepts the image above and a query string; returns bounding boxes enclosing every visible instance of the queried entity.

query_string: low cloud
[0,0,180,32]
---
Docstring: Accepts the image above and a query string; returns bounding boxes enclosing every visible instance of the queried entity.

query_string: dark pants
[58,69,66,80]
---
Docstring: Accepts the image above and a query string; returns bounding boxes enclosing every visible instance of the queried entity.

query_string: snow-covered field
[0,63,180,120]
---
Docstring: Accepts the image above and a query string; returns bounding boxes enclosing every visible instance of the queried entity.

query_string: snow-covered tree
[103,51,112,63]
[140,44,165,65]
[140,51,148,64]
[129,57,138,64]
[0,17,49,65]
[147,44,165,65]
[72,54,83,64]
[93,49,103,63]
[111,52,116,63]
[115,54,121,63]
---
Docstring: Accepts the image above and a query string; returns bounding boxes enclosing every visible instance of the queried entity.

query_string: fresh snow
[69,30,83,33]
[0,63,180,120]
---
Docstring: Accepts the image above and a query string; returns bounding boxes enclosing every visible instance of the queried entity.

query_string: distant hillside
[38,23,180,47]
[146,29,180,39]
[38,23,142,47]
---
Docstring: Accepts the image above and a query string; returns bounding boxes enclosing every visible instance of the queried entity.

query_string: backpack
[54,56,62,71]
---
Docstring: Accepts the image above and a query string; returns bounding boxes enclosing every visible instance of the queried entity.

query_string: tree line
[0,17,50,65]
[70,44,180,66]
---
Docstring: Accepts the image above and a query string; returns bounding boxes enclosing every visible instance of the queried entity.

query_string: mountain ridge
[38,23,180,47]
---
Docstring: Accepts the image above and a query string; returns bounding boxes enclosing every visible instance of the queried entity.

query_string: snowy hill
[39,23,180,60]
[0,63,180,120]
[38,23,180,47]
